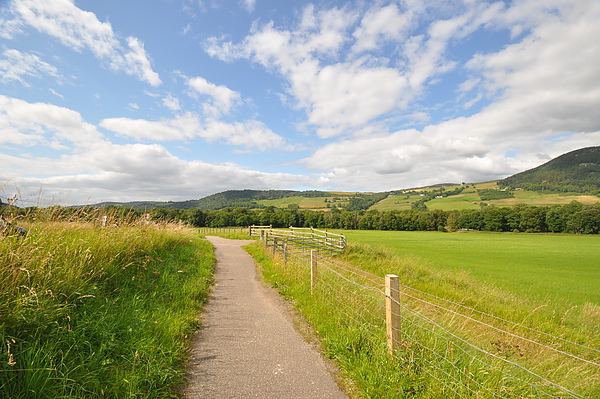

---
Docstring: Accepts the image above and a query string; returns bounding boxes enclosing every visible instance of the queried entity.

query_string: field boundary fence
[196,226,250,235]
[249,225,346,256]
[260,230,599,398]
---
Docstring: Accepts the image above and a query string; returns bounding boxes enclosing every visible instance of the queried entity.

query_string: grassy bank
[1,218,214,398]
[247,239,600,398]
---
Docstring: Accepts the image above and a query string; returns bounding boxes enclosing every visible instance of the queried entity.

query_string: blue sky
[1,0,599,206]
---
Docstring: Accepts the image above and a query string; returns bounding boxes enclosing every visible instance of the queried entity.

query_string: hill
[94,190,330,211]
[498,146,600,194]
[191,189,327,210]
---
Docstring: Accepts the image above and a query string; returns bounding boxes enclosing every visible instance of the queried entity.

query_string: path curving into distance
[184,236,348,399]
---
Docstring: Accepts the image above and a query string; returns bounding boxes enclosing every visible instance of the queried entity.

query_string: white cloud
[201,119,293,151]
[100,113,200,142]
[186,76,241,116]
[100,113,291,151]
[0,95,312,205]
[297,62,409,137]
[4,0,600,204]
[49,88,64,98]
[352,4,412,53]
[0,49,62,86]
[203,0,600,191]
[296,0,600,190]
[4,142,317,205]
[162,94,181,111]
[4,0,161,86]
[123,37,161,86]
[0,94,103,147]
[204,2,502,138]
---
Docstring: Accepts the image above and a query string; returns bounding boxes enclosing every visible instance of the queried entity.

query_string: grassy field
[257,195,350,210]
[340,230,600,306]
[1,215,215,398]
[369,193,421,210]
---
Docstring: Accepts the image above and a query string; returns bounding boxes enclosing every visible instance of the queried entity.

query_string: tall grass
[0,210,215,398]
[247,241,600,398]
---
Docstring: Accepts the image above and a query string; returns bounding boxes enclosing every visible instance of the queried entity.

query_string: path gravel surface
[184,236,348,399]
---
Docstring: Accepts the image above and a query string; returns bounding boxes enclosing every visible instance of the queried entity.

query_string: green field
[340,230,600,306]
[369,193,420,210]
[257,195,349,210]
[255,229,600,397]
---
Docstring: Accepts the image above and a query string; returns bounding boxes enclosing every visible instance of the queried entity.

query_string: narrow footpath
[184,236,348,399]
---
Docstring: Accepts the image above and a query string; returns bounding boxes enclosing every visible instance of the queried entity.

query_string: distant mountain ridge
[94,190,329,210]
[498,146,600,194]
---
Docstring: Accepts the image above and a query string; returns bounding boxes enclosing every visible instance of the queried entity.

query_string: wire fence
[261,234,599,398]
[250,225,346,255]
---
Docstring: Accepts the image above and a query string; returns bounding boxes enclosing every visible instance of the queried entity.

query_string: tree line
[163,201,600,234]
[2,201,599,234]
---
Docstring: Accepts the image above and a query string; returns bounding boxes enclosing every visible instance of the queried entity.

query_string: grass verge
[1,219,214,398]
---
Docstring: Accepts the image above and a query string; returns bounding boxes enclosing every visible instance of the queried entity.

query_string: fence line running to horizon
[257,229,598,398]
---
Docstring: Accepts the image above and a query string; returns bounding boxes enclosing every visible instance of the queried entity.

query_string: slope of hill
[94,190,329,210]
[498,146,600,193]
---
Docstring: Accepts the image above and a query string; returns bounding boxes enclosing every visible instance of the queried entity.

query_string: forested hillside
[499,146,600,193]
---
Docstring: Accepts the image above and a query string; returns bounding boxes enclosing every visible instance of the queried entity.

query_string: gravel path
[183,236,348,399]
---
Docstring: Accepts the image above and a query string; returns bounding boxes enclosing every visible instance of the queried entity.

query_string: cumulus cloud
[4,0,600,204]
[204,2,503,138]
[204,0,600,191]
[0,94,103,148]
[0,95,315,205]
[2,0,161,86]
[5,140,318,205]
[100,113,292,151]
[186,76,241,117]
[100,114,198,142]
[352,4,412,53]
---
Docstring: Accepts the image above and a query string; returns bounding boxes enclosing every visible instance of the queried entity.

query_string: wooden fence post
[310,250,317,295]
[385,274,401,355]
